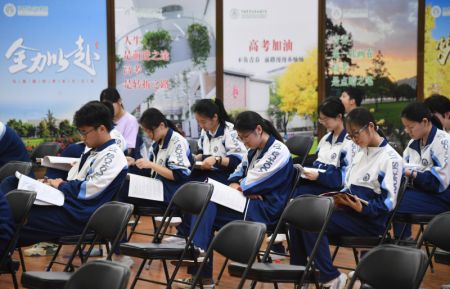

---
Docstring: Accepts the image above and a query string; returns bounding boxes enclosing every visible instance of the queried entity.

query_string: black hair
[192,98,232,125]
[74,101,114,132]
[424,94,450,117]
[234,111,283,142]
[139,108,181,135]
[342,87,364,106]
[346,107,385,138]
[318,97,345,118]
[401,102,441,129]
[101,101,115,122]
[100,87,121,103]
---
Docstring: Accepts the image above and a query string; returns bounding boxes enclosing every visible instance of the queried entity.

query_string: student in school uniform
[395,102,450,239]
[290,107,403,289]
[180,111,295,287]
[122,108,192,208]
[0,121,31,168]
[100,87,139,155]
[0,101,128,246]
[45,101,127,180]
[293,98,358,197]
[190,98,247,184]
[424,94,450,134]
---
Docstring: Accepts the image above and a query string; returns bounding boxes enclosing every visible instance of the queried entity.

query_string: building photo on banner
[223,0,318,139]
[115,0,216,138]
[325,0,418,151]
[0,0,108,151]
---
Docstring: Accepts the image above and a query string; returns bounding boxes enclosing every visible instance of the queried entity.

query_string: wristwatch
[215,156,222,166]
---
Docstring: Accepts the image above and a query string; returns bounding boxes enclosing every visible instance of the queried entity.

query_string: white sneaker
[348,271,355,279]
[114,255,134,269]
[266,234,287,244]
[155,216,182,225]
[163,236,186,245]
[323,273,347,289]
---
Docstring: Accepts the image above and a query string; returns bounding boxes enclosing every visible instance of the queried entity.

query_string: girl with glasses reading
[290,107,403,289]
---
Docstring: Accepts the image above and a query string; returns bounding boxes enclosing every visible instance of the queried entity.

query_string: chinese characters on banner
[119,34,170,90]
[328,34,374,88]
[241,38,303,64]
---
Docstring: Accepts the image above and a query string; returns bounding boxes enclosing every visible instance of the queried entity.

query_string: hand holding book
[320,191,368,213]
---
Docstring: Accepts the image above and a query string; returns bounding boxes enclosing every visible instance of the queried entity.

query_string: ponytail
[235,111,283,142]
[192,98,232,125]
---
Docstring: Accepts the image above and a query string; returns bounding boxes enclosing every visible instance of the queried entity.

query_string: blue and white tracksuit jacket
[294,129,358,196]
[17,139,128,246]
[191,121,247,183]
[190,135,294,278]
[147,129,192,203]
[398,126,450,215]
[290,139,403,283]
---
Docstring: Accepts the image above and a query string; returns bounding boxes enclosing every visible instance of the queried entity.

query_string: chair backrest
[64,201,134,270]
[0,190,36,264]
[282,195,334,233]
[154,182,213,242]
[63,260,130,289]
[285,135,314,165]
[0,161,33,182]
[30,142,60,162]
[347,245,428,289]
[420,212,450,252]
[190,221,266,289]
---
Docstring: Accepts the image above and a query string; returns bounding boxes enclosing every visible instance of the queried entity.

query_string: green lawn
[363,101,409,128]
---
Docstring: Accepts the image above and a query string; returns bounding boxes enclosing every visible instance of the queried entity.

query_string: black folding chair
[119,182,213,289]
[63,260,130,289]
[285,135,314,165]
[347,244,428,289]
[0,161,33,182]
[187,139,199,155]
[416,211,450,274]
[329,177,408,270]
[190,221,266,289]
[21,201,134,289]
[216,163,303,284]
[0,190,36,289]
[228,195,335,289]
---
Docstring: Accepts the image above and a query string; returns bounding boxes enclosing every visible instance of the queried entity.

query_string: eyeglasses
[318,116,331,123]
[77,127,97,137]
[237,131,255,142]
[346,125,368,140]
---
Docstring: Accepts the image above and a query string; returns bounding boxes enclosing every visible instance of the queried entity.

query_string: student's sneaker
[175,277,215,288]
[266,233,287,244]
[113,255,135,269]
[323,273,348,289]
[170,250,207,266]
[24,243,58,257]
[162,236,186,245]
[154,216,182,225]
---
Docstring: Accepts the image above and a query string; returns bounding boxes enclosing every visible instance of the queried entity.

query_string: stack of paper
[16,172,65,206]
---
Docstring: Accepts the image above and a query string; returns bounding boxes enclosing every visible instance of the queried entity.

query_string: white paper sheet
[207,178,247,212]
[40,156,79,171]
[16,172,65,206]
[128,173,164,202]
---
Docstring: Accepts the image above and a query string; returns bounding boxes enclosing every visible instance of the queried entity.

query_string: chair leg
[352,248,360,265]
[216,257,229,285]
[46,244,62,271]
[162,260,170,283]
[331,246,339,261]
[130,258,147,289]
[18,247,26,272]
[250,280,258,289]
[273,282,279,289]
[128,214,141,241]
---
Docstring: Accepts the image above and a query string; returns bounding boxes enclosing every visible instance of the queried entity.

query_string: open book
[15,172,65,206]
[206,178,247,213]
[37,156,79,171]
[127,173,164,202]
[296,164,326,178]
[320,191,369,206]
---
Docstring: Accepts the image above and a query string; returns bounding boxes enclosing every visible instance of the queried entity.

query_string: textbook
[15,172,65,206]
[37,156,79,171]
[206,178,247,213]
[127,173,164,202]
[320,191,369,206]
[296,164,326,178]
